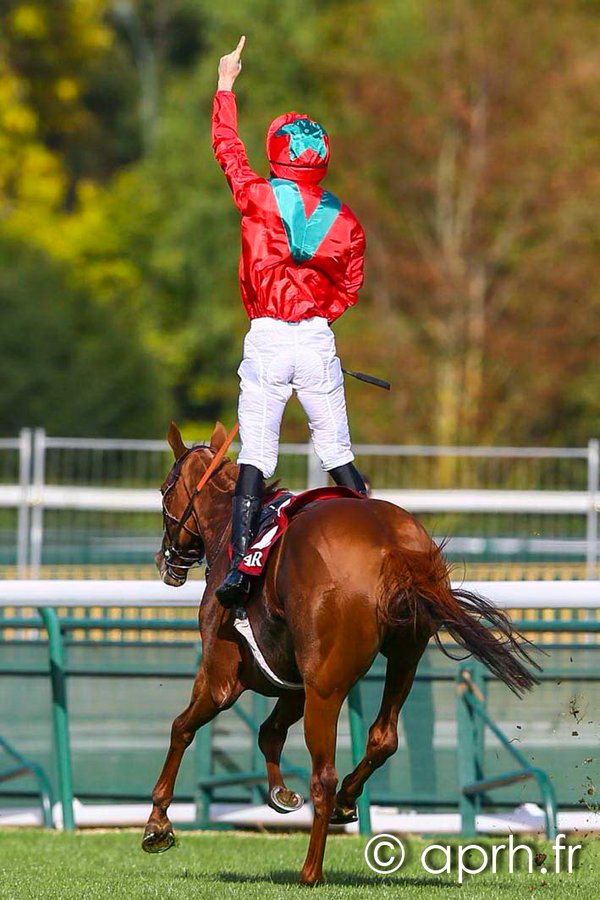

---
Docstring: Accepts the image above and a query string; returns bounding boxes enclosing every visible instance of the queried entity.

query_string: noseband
[160,425,239,582]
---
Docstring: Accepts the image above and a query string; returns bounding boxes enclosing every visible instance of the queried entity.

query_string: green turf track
[0,831,598,900]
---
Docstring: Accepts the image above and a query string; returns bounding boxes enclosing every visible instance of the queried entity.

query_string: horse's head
[155,421,231,586]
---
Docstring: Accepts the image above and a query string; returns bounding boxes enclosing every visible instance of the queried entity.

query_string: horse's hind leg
[300,686,344,886]
[258,690,305,813]
[142,664,241,853]
[332,657,418,824]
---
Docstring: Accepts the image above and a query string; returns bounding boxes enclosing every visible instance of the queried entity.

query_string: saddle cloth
[237,486,366,576]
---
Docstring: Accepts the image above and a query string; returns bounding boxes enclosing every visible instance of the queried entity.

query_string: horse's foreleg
[331,659,417,824]
[142,665,240,853]
[258,690,305,813]
[300,686,344,886]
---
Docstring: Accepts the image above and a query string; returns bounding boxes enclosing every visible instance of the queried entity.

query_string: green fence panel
[1,615,599,829]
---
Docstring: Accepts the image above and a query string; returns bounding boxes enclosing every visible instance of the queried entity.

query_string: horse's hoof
[299,870,324,886]
[141,824,176,854]
[269,786,305,814]
[330,804,358,825]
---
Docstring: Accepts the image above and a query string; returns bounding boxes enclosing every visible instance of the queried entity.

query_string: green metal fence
[2,606,599,837]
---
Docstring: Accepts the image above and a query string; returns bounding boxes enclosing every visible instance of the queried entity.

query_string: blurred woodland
[0,0,598,443]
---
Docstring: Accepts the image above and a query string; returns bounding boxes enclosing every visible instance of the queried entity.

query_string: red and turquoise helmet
[266,112,330,184]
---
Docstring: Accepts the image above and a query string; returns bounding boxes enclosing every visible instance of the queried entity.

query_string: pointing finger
[234,35,246,60]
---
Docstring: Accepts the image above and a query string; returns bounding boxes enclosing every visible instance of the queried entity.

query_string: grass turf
[0,830,598,899]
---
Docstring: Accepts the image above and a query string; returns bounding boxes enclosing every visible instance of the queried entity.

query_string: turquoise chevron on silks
[270,178,341,263]
[213,93,365,321]
[275,119,328,161]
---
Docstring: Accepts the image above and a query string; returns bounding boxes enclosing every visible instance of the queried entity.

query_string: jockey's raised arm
[211,36,260,209]
[212,91,261,212]
[210,36,368,609]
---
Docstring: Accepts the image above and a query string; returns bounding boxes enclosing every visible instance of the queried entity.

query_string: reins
[162,423,239,578]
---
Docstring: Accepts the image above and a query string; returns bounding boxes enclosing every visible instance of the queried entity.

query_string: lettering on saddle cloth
[236,486,366,577]
[244,550,265,569]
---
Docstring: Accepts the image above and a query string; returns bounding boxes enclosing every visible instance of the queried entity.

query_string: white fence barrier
[0,430,598,576]
[0,579,599,609]
[2,485,598,514]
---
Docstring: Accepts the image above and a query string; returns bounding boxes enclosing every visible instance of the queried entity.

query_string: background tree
[0,0,597,442]
[326,0,600,445]
[0,236,167,436]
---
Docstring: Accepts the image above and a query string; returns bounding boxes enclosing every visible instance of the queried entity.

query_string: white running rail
[0,579,598,609]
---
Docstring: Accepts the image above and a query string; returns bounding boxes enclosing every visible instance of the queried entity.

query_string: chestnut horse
[142,422,536,885]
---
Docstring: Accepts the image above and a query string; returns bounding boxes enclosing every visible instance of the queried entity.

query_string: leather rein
[161,424,239,583]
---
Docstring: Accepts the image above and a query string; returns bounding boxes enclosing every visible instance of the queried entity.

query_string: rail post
[348,682,371,835]
[192,640,212,828]
[459,668,559,839]
[456,661,485,836]
[30,428,46,578]
[251,693,268,804]
[307,445,328,489]
[38,607,75,830]
[17,428,32,578]
[587,439,599,578]
[194,720,214,828]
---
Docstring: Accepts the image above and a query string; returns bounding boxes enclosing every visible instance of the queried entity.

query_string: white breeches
[237,317,355,479]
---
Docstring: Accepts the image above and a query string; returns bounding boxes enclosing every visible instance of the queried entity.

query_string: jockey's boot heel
[328,462,368,496]
[216,494,262,609]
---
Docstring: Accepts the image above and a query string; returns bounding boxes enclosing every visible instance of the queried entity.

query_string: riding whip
[342,368,391,391]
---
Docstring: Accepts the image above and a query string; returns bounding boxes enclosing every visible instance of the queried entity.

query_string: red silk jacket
[212,91,365,323]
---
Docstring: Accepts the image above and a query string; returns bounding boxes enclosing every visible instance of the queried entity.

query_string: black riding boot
[328,462,368,496]
[216,465,263,609]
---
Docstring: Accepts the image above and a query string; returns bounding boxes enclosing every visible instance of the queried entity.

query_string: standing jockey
[212,36,368,608]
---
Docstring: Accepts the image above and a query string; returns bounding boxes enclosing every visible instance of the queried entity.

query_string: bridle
[160,424,239,583]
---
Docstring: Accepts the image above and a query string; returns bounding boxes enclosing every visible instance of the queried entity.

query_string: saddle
[230,485,366,692]
[235,485,366,577]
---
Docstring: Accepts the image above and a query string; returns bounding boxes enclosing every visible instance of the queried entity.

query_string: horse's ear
[167,422,188,460]
[209,421,228,453]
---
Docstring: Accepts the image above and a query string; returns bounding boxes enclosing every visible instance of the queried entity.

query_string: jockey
[212,36,368,608]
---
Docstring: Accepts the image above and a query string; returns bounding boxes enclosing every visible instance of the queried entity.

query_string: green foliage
[0,236,167,436]
[322,0,600,445]
[0,0,597,443]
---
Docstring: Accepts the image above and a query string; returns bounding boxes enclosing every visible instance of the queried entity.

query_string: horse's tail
[378,544,540,696]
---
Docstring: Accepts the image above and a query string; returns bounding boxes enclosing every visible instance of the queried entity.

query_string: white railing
[5,485,599,514]
[0,431,32,576]
[0,430,598,576]
[0,579,599,609]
